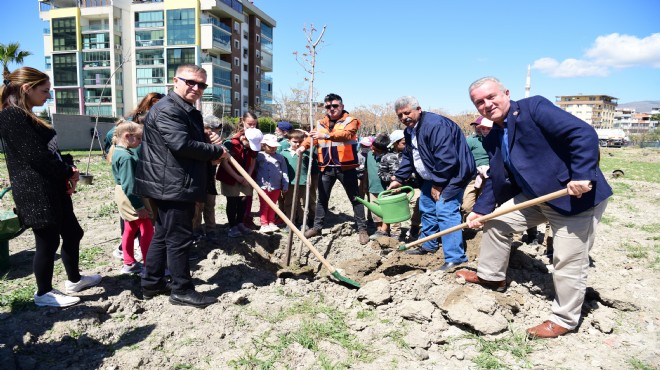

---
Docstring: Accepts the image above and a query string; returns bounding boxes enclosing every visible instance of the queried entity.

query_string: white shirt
[407,127,433,181]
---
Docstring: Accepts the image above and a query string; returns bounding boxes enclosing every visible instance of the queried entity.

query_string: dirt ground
[0,147,658,369]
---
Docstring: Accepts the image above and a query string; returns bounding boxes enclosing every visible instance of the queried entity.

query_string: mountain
[617,101,660,113]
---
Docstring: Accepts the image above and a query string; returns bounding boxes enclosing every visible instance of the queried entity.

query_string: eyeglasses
[176,76,208,90]
[325,104,340,110]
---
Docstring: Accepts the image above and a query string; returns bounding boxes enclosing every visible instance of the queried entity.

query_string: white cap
[388,129,405,148]
[261,133,280,147]
[245,128,263,151]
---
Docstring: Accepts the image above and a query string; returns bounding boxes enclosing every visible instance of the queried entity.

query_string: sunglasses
[176,76,208,90]
[325,104,340,110]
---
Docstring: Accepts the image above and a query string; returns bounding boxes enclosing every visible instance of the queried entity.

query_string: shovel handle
[227,156,338,274]
[401,188,569,250]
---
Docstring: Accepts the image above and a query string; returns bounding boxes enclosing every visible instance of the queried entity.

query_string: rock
[277,342,316,369]
[453,350,465,360]
[440,286,508,335]
[404,329,431,348]
[22,332,35,345]
[591,306,616,334]
[413,347,429,360]
[357,279,392,306]
[589,286,640,312]
[398,300,435,322]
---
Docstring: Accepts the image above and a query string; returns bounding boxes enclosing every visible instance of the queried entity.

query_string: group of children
[358,130,422,241]
[106,114,422,276]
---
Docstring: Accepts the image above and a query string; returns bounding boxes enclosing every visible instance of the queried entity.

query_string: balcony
[200,55,231,69]
[200,23,231,54]
[136,39,164,47]
[200,0,243,21]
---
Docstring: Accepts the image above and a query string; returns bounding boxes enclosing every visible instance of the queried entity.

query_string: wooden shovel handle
[227,156,338,273]
[403,188,569,250]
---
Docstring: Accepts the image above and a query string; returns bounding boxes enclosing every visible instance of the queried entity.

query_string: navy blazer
[394,111,475,199]
[473,96,612,216]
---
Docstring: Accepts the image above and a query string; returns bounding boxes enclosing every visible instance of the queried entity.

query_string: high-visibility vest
[316,116,359,170]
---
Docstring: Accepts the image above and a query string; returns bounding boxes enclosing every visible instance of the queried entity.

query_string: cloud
[532,33,660,78]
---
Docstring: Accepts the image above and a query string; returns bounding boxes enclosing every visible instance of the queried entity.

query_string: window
[135,49,165,65]
[166,48,195,80]
[234,57,239,67]
[136,67,165,84]
[136,86,167,101]
[256,34,260,43]
[234,74,239,83]
[213,67,231,86]
[243,48,248,58]
[256,66,260,74]
[234,39,239,49]
[52,17,77,51]
[234,109,239,117]
[135,30,164,47]
[83,69,110,85]
[233,21,240,33]
[243,64,247,72]
[53,53,78,86]
[256,96,260,105]
[45,56,52,70]
[82,33,110,50]
[243,31,248,40]
[167,9,195,45]
[83,51,111,68]
[234,91,239,100]
[255,18,260,27]
[256,81,260,89]
[55,89,80,115]
[135,11,164,28]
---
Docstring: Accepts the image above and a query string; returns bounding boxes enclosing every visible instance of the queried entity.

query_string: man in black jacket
[136,64,226,308]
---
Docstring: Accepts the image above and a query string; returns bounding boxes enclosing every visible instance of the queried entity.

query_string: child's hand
[137,208,150,219]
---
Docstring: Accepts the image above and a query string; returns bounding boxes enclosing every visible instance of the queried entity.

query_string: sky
[3,0,659,115]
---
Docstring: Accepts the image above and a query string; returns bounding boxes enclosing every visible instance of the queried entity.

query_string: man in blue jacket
[388,96,475,271]
[458,77,612,338]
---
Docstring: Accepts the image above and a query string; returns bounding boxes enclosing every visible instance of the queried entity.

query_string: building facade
[555,94,618,129]
[38,0,275,119]
[614,108,659,135]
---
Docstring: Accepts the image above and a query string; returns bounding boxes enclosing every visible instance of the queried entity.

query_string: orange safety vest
[316,116,359,170]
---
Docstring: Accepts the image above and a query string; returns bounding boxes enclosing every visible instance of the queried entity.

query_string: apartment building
[38,0,275,119]
[555,94,618,129]
[614,108,659,135]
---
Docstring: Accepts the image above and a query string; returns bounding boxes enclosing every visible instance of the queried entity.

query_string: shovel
[284,152,304,266]
[398,188,569,251]
[227,156,361,288]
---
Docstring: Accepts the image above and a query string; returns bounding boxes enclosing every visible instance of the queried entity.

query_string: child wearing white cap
[255,134,289,233]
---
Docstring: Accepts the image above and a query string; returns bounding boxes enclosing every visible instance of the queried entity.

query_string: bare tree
[293,24,326,129]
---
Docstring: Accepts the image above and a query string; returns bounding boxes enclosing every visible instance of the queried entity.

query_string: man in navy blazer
[389,96,475,271]
[457,77,612,339]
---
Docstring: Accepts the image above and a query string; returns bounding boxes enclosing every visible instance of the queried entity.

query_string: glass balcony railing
[201,18,231,33]
[81,24,110,32]
[136,39,164,47]
[201,55,231,69]
[135,20,164,29]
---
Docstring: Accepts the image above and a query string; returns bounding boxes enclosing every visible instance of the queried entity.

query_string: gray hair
[394,96,420,111]
[468,76,507,94]
[176,64,206,75]
[203,115,221,129]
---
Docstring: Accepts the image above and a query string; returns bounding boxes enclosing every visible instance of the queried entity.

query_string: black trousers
[32,195,84,295]
[313,167,366,231]
[141,199,195,294]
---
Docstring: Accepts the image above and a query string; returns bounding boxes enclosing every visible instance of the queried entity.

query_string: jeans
[141,199,196,294]
[313,167,366,231]
[419,180,466,263]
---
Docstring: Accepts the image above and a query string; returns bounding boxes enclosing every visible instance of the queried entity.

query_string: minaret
[525,64,531,98]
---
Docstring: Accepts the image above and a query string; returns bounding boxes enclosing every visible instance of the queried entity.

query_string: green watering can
[355,186,414,224]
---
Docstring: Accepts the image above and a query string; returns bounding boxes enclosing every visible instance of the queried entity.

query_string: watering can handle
[379,186,414,201]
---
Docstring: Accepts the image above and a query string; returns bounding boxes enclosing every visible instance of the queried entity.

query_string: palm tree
[0,42,32,80]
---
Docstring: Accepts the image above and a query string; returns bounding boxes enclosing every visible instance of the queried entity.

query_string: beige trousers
[477,193,608,329]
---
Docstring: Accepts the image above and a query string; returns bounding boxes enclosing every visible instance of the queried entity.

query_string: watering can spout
[354,196,383,218]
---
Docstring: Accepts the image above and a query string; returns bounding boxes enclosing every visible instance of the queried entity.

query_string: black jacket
[135,91,223,202]
[0,107,75,229]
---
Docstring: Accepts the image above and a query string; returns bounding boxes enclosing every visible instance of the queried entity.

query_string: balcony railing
[81,24,109,32]
[84,96,112,103]
[136,58,165,66]
[220,0,242,13]
[136,39,164,47]
[201,55,231,69]
[135,20,164,29]
[201,17,231,33]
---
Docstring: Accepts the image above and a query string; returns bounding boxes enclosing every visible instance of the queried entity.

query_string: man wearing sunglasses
[299,93,369,245]
[136,64,227,308]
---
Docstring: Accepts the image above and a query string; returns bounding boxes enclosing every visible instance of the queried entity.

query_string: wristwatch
[324,134,330,139]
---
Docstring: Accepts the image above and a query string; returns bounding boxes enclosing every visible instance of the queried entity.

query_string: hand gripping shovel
[227,156,361,288]
[398,188,569,251]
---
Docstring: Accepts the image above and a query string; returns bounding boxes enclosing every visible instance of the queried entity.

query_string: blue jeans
[419,180,466,263]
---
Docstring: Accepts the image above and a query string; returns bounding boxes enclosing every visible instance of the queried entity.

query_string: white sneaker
[64,274,102,294]
[112,247,123,260]
[34,289,80,308]
[268,224,280,233]
[258,225,273,234]
[120,262,143,274]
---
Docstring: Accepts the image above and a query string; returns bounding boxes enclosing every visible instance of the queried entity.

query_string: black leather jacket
[135,91,223,202]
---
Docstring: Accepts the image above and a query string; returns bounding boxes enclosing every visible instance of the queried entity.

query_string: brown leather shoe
[358,230,369,245]
[304,228,321,238]
[455,270,506,292]
[526,320,571,339]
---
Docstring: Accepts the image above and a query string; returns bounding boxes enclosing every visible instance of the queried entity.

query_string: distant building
[614,107,658,135]
[37,0,276,119]
[555,95,618,129]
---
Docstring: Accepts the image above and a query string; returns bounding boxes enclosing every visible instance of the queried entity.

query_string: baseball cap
[261,133,280,147]
[388,130,405,148]
[359,136,374,147]
[471,116,493,128]
[277,121,293,132]
[244,128,263,151]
